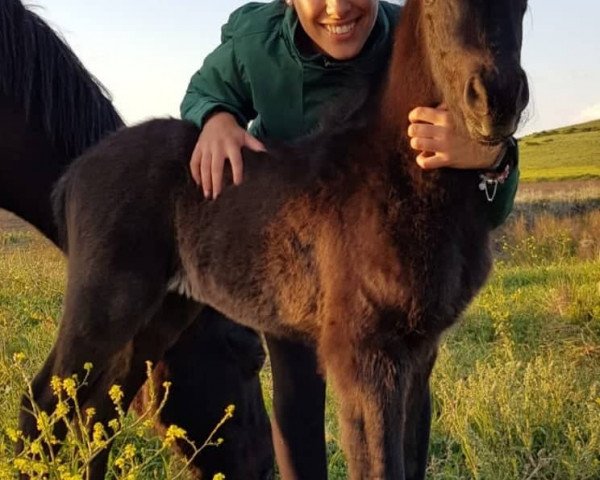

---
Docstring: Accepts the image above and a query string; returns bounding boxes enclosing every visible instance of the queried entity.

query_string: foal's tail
[51,173,69,253]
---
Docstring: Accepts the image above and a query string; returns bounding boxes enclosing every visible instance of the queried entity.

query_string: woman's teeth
[325,22,356,35]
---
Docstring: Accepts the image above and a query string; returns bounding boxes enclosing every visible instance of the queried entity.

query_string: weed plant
[0,355,232,480]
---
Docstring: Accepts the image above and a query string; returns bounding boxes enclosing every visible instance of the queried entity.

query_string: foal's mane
[0,0,124,161]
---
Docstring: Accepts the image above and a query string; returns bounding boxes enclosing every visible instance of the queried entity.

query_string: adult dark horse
[21,0,529,478]
[0,1,273,478]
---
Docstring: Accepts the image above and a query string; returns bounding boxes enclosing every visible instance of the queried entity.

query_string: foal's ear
[225,327,267,377]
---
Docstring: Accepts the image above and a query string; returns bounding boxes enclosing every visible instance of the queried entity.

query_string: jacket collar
[282,3,394,73]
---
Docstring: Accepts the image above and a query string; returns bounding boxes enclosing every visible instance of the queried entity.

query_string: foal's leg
[320,327,405,479]
[321,322,438,480]
[403,383,432,480]
[265,334,327,480]
[83,293,203,480]
[402,343,437,479]
[18,253,168,454]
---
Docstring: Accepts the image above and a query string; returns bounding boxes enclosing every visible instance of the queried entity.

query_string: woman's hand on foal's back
[190,111,266,199]
[407,105,503,171]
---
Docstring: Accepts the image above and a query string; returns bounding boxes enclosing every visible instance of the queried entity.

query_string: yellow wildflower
[108,384,124,404]
[36,411,50,433]
[13,458,28,472]
[61,474,83,480]
[30,440,42,455]
[6,427,22,442]
[32,462,49,475]
[108,418,120,432]
[213,474,226,480]
[55,400,69,418]
[62,377,77,398]
[164,424,186,446]
[50,376,63,395]
[13,352,26,363]
[225,404,235,418]
[114,457,126,470]
[92,422,107,448]
[123,443,137,459]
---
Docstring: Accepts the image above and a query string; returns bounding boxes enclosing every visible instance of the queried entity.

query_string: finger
[408,106,450,126]
[410,136,442,153]
[211,153,226,199]
[416,152,449,170]
[244,132,267,152]
[407,123,446,140]
[190,144,203,187]
[201,152,213,198]
[227,147,244,186]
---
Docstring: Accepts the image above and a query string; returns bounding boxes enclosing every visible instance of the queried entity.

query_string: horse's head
[420,0,529,143]
[133,310,273,479]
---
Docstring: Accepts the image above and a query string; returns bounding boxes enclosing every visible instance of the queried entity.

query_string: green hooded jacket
[180,0,519,228]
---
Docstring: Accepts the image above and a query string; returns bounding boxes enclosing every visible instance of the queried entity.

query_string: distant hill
[518,119,600,182]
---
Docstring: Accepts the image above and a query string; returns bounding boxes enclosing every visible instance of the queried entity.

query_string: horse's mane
[0,0,124,161]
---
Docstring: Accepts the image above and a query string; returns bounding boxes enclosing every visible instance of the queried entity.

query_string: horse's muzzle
[464,64,529,141]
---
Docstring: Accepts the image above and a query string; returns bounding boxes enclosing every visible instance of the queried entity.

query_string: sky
[29,0,600,137]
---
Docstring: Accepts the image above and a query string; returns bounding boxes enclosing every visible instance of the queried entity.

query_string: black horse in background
[0,1,273,478]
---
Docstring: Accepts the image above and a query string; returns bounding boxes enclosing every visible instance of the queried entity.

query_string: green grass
[425,260,600,479]
[519,119,600,182]
[1,202,600,478]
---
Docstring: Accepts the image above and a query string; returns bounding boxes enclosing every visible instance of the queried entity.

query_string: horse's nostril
[464,75,489,116]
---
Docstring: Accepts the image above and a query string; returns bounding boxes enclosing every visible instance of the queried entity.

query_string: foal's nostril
[464,75,489,116]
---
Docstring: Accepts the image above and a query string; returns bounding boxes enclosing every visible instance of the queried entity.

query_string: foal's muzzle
[464,63,529,141]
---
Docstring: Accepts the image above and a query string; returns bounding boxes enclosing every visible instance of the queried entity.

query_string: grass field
[519,119,600,182]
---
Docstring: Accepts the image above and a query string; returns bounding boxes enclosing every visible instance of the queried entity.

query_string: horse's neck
[356,1,446,221]
[378,0,441,148]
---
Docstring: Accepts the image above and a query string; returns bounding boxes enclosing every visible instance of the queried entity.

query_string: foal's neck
[378,0,441,149]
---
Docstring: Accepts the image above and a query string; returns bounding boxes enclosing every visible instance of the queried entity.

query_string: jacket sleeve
[485,139,520,229]
[180,23,256,130]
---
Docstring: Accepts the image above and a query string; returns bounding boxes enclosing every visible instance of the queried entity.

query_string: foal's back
[57,118,347,339]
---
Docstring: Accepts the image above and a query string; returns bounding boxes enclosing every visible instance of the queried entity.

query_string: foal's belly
[172,265,320,343]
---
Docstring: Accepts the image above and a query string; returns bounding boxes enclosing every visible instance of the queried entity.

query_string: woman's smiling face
[292,0,379,60]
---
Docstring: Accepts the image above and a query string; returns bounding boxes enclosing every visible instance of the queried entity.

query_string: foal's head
[420,0,529,142]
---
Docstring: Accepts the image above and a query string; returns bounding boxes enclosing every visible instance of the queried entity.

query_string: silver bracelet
[478,138,515,202]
